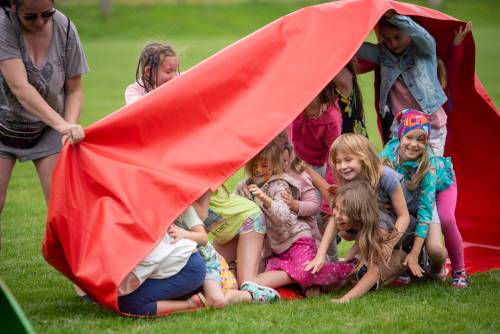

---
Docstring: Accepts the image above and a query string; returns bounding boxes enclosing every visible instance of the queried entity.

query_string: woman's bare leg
[0,158,16,215]
[33,154,58,203]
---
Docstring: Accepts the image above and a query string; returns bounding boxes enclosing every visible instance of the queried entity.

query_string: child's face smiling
[334,151,363,182]
[251,157,273,186]
[400,129,427,161]
[381,27,412,55]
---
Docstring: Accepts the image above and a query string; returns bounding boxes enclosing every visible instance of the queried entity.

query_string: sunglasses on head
[22,9,56,21]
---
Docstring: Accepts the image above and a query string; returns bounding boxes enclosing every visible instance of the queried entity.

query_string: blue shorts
[118,252,206,316]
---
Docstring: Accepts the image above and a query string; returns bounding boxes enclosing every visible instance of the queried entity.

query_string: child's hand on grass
[403,252,424,277]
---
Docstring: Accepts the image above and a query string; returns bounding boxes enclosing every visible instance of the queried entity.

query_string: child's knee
[426,244,447,261]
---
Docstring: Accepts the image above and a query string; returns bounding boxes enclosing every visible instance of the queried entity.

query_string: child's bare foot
[188,293,208,309]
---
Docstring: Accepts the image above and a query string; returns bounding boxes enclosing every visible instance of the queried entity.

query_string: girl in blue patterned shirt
[380,109,467,286]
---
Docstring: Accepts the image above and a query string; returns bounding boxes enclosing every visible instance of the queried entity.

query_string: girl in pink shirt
[290,62,366,177]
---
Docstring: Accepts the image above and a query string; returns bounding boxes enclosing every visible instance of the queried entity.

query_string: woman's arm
[63,75,83,124]
[0,58,84,142]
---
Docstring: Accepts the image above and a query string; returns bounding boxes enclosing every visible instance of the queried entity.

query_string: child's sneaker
[240,281,280,303]
[450,271,469,288]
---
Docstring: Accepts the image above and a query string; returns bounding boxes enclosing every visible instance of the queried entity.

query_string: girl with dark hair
[124,42,179,105]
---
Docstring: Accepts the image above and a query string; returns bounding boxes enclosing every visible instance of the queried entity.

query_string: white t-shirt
[124,81,147,105]
[118,207,201,296]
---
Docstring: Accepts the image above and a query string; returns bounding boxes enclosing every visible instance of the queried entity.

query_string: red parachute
[43,0,499,313]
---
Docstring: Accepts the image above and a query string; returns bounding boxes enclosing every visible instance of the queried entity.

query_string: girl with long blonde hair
[305,133,410,301]
[328,180,412,302]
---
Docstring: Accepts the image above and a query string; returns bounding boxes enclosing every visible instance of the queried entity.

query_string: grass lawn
[0,0,499,333]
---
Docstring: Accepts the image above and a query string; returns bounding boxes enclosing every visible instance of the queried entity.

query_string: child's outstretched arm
[303,165,332,203]
[387,184,410,250]
[305,216,338,273]
[386,11,436,58]
[445,21,472,88]
[403,172,437,277]
[332,260,380,303]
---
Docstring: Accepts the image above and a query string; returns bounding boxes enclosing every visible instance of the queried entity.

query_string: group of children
[117,10,471,317]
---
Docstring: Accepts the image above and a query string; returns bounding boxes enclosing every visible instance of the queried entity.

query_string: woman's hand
[168,225,187,244]
[59,122,85,145]
[304,256,325,274]
[403,252,424,277]
[453,21,472,46]
[282,191,299,213]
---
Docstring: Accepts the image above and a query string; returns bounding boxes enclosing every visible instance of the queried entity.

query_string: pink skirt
[266,237,353,289]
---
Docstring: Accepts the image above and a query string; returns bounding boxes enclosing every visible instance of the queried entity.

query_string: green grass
[1,1,499,333]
